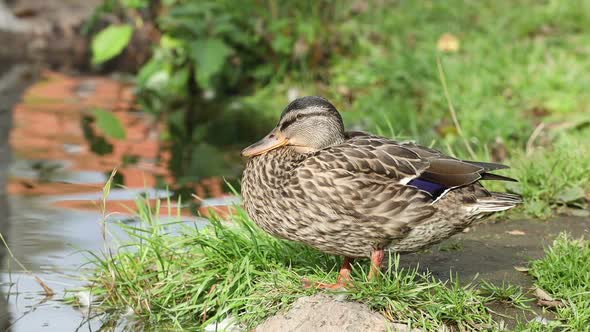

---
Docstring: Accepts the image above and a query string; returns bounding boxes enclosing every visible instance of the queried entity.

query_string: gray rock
[255,294,420,332]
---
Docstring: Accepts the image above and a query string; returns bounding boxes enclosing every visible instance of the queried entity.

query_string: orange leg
[303,256,353,289]
[368,249,385,280]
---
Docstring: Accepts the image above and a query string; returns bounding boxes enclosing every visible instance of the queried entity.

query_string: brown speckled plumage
[241,96,521,266]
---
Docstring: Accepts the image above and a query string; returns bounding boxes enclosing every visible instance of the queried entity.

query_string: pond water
[2,188,224,331]
[0,66,234,331]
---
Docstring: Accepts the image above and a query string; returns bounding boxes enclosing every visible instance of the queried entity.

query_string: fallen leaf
[533,287,554,301]
[506,230,526,236]
[538,299,564,308]
[437,33,460,53]
[514,266,530,272]
[533,287,564,308]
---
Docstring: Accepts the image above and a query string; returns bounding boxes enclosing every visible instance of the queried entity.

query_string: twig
[436,57,477,159]
[0,232,55,296]
[526,122,545,156]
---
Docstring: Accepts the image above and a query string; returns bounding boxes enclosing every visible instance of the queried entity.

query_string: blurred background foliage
[87,0,590,216]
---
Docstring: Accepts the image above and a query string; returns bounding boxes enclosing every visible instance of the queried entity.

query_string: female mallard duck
[241,96,521,288]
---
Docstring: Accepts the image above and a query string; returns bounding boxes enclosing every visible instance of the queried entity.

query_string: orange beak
[241,128,289,157]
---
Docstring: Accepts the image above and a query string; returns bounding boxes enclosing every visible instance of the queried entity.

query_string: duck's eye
[296,114,304,121]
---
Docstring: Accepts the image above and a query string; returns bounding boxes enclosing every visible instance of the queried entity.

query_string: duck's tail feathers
[464,160,509,171]
[471,192,523,213]
[480,173,518,182]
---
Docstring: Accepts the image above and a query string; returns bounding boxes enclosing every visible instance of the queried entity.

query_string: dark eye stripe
[279,111,329,130]
[280,118,297,130]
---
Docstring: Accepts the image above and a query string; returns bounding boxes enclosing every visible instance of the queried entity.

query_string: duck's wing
[312,135,430,183]
[398,141,517,186]
[320,134,517,197]
[293,136,436,239]
[290,135,519,240]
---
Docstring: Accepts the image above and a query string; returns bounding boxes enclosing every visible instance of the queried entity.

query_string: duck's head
[242,96,345,157]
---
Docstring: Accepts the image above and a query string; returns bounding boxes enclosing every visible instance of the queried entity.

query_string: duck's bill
[241,128,289,157]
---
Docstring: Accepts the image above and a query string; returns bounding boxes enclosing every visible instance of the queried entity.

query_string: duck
[241,96,521,289]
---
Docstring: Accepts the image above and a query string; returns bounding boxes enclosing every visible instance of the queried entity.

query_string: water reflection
[0,65,108,330]
[0,64,240,330]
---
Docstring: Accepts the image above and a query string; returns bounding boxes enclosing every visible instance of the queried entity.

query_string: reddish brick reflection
[9,70,232,218]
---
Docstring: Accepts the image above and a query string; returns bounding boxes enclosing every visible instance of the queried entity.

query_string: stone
[255,294,420,332]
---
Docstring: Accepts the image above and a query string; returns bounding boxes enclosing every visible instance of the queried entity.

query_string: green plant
[479,281,532,310]
[86,0,590,215]
[80,182,505,330]
[528,234,590,330]
[503,131,590,217]
[91,24,134,65]
[88,0,358,193]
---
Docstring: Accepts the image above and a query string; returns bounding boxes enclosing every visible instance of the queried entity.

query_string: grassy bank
[242,0,590,218]
[528,234,590,330]
[77,187,590,330]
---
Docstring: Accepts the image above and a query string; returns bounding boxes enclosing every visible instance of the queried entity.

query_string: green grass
[81,190,589,330]
[241,0,590,218]
[479,281,532,310]
[528,234,590,331]
[82,198,500,330]
[80,201,590,330]
[503,131,590,217]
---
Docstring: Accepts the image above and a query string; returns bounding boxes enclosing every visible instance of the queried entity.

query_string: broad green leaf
[94,109,126,139]
[92,25,134,65]
[190,38,232,88]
